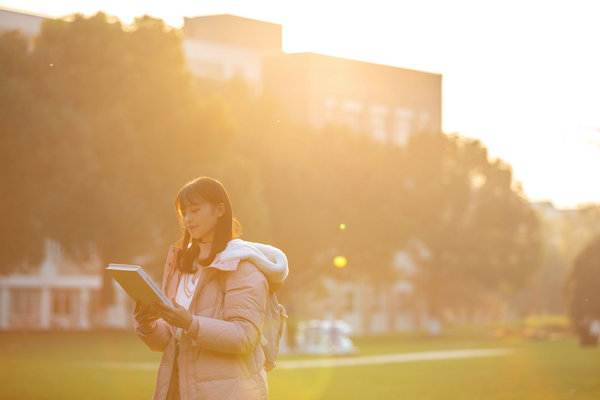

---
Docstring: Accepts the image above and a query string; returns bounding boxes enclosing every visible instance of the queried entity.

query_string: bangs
[175,184,208,215]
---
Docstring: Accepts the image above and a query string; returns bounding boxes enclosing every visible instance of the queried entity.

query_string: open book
[106,264,171,306]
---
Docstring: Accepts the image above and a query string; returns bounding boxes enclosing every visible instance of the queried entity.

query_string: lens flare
[333,256,347,268]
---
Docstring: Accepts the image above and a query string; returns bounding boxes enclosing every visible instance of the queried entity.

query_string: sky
[3,0,600,208]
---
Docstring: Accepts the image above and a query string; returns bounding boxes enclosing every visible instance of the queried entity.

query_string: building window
[393,108,415,146]
[11,289,39,315]
[369,104,390,143]
[324,98,338,122]
[51,289,79,329]
[231,64,246,80]
[189,61,224,80]
[10,289,40,328]
[395,290,412,312]
[52,289,78,315]
[417,111,431,133]
[371,292,383,311]
[340,100,363,131]
[343,291,355,312]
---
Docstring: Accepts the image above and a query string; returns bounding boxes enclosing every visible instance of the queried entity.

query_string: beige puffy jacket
[134,239,288,400]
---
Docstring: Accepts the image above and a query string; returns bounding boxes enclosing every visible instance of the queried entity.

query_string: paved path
[275,348,514,370]
[85,348,514,371]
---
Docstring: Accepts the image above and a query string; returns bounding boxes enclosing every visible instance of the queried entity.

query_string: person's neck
[198,240,213,259]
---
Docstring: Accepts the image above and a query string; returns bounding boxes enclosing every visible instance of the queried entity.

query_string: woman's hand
[152,297,193,331]
[134,300,159,331]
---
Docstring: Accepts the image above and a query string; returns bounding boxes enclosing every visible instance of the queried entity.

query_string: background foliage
[0,12,545,319]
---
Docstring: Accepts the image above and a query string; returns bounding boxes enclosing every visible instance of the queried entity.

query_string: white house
[0,239,130,330]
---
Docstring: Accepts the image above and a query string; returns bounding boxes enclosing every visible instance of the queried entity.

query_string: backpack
[261,291,287,372]
[216,270,287,372]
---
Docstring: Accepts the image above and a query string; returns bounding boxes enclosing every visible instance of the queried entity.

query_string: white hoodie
[210,239,288,289]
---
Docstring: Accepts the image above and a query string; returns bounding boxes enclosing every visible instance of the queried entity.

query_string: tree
[0,30,46,268]
[563,235,600,346]
[191,79,543,325]
[560,204,600,261]
[192,79,414,320]
[0,13,240,275]
[399,132,542,322]
[513,202,600,318]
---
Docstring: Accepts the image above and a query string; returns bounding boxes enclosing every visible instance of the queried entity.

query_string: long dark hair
[174,177,241,272]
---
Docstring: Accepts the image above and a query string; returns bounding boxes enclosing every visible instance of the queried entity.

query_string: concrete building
[183,14,283,91]
[183,14,442,144]
[263,52,441,145]
[0,8,44,38]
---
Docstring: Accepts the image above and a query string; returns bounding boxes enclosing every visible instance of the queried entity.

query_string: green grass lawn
[0,330,598,400]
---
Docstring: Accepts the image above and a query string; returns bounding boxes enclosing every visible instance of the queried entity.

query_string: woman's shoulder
[236,260,267,279]
[226,260,268,287]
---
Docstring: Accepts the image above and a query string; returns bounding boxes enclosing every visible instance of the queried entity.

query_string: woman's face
[180,198,224,242]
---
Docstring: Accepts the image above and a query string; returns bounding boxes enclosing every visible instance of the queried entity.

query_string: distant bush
[490,315,572,341]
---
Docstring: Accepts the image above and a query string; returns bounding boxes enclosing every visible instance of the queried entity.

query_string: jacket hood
[211,239,288,287]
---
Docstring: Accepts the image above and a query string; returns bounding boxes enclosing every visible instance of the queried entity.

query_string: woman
[133,177,288,400]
